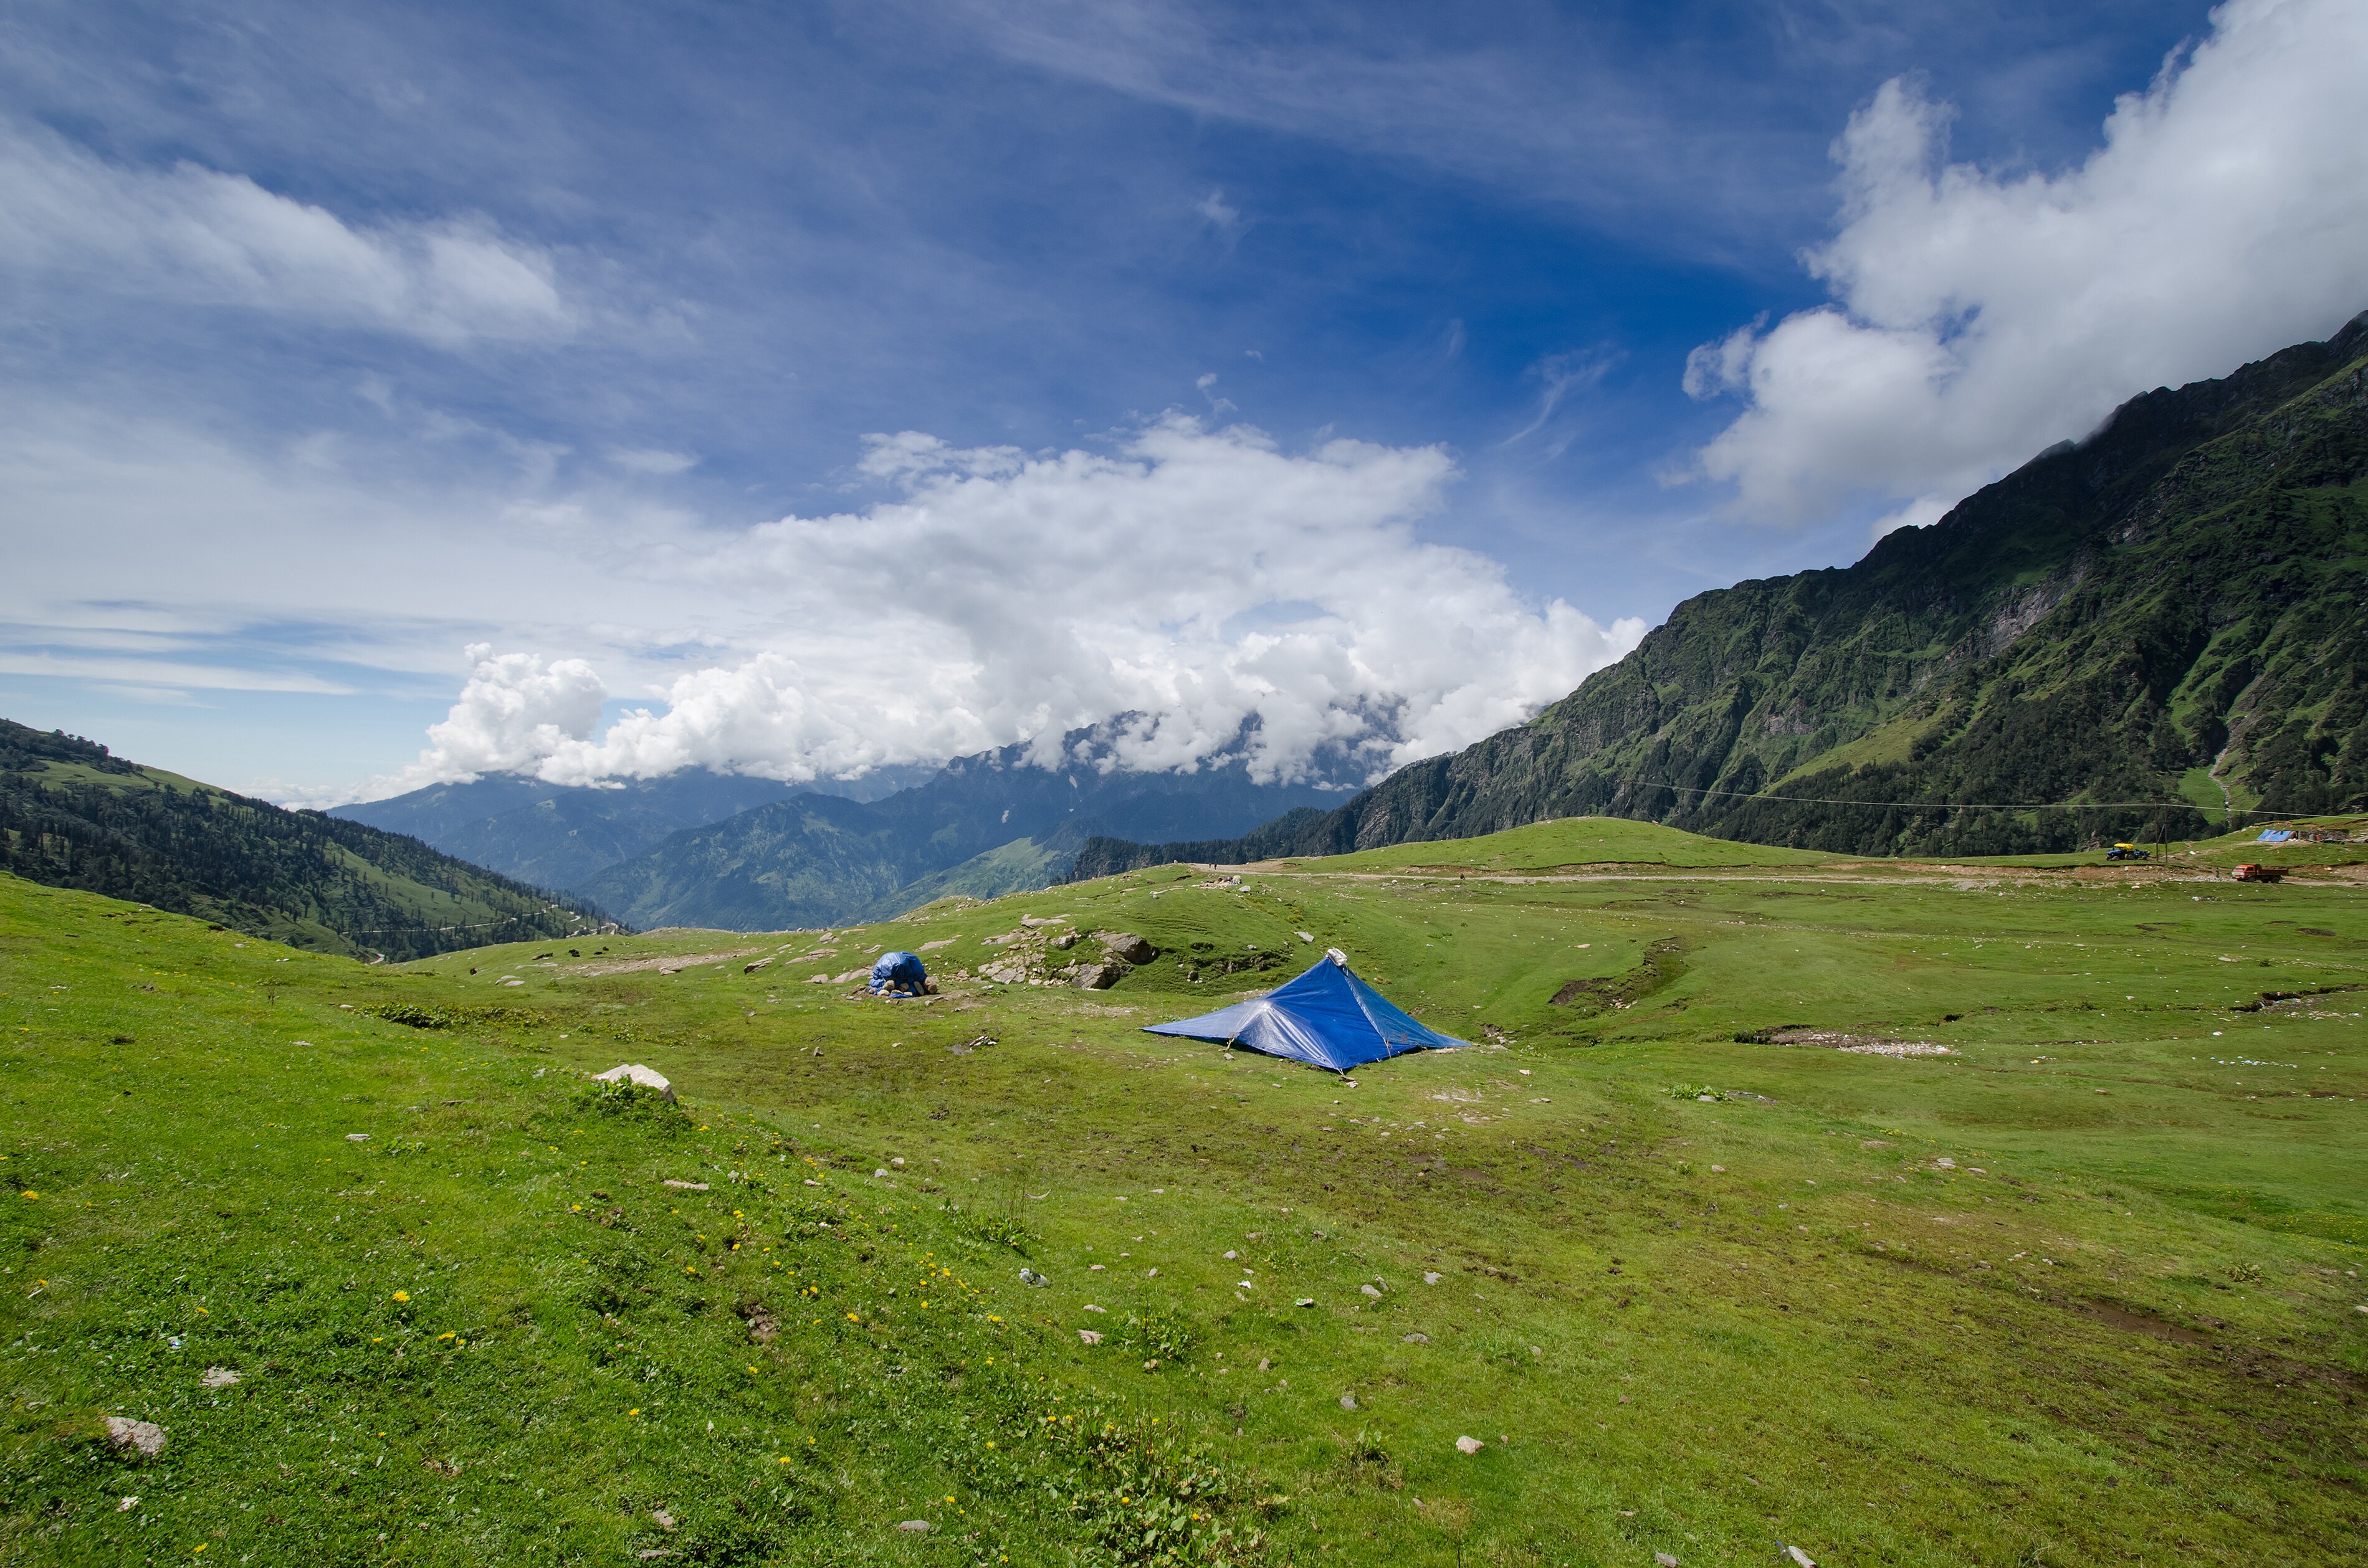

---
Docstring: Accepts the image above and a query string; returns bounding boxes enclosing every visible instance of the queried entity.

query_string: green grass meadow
[3,817,2364,1564]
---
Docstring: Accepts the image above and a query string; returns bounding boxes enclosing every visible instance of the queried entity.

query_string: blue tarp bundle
[1141,949,1469,1072]
[869,950,928,997]
[2256,829,2293,843]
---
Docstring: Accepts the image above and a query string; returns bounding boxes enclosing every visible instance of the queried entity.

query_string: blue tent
[1141,949,1469,1072]
[869,950,928,998]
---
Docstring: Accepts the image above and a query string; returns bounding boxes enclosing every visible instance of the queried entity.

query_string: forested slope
[0,721,613,959]
[1079,311,2368,874]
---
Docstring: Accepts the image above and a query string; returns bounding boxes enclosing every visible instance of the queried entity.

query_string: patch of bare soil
[566,947,769,976]
[2077,1299,2212,1344]
[1752,1027,1954,1057]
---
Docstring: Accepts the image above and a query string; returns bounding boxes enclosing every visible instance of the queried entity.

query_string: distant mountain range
[0,720,610,959]
[1078,310,2368,874]
[336,730,1345,929]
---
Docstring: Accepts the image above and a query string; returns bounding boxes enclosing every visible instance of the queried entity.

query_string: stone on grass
[1019,1267,1049,1286]
[1783,1549,1817,1568]
[1077,1329,1104,1344]
[1455,1436,1482,1455]
[1423,1271,1443,1285]
[1339,1392,1357,1411]
[1360,1284,1383,1300]
[897,1519,932,1532]
[1097,932,1157,964]
[345,1133,369,1143]
[663,1179,709,1191]
[103,1417,166,1458]
[1072,963,1124,991]
[743,958,771,974]
[652,1508,678,1532]
[199,1367,240,1389]
[1401,1333,1429,1344]
[1294,1297,1315,1308]
[1656,1554,1680,1567]
[594,1064,675,1102]
[874,1168,890,1179]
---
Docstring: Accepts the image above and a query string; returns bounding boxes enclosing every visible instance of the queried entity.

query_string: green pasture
[2,823,2364,1565]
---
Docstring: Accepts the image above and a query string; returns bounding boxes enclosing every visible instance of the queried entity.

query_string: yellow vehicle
[2104,842,2150,861]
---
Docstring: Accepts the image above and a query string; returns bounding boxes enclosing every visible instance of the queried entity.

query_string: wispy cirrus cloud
[0,118,573,347]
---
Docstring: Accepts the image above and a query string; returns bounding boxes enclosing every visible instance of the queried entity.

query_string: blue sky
[4,0,2361,800]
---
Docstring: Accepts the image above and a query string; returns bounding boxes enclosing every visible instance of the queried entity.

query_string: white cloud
[1685,0,2368,520]
[377,417,1645,796]
[0,120,572,346]
[607,447,700,476]
[404,647,608,781]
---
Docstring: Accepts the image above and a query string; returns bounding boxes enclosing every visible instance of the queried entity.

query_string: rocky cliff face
[1079,311,2368,873]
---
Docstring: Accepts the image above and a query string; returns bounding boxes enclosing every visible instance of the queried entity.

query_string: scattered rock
[1083,1303,1106,1312]
[1223,1249,1238,1260]
[116,1497,137,1513]
[1423,1271,1443,1285]
[663,1179,709,1191]
[1339,1392,1358,1410]
[1656,1554,1680,1567]
[873,1167,890,1179]
[1709,1165,1726,1173]
[1294,1297,1316,1308]
[896,1519,932,1532]
[890,1157,905,1167]
[1455,1436,1482,1455]
[198,1367,240,1390]
[1077,1329,1104,1345]
[740,1304,778,1343]
[1257,1358,1270,1372]
[1360,1283,1383,1300]
[1097,932,1157,964]
[806,974,833,984]
[103,1417,167,1459]
[1401,1333,1429,1344]
[1019,1268,1049,1287]
[652,1508,678,1532]
[1783,1548,1817,1568]
[1934,1156,1957,1169]
[345,1133,369,1143]
[595,1064,676,1101]
[1072,963,1124,991]
[1049,933,1076,951]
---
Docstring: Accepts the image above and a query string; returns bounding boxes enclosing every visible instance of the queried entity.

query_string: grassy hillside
[6,820,2363,1564]
[0,722,612,961]
[1081,311,2368,875]
[1261,817,1843,875]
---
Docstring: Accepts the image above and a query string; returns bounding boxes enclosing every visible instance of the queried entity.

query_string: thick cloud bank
[381,417,1645,795]
[1686,0,2368,520]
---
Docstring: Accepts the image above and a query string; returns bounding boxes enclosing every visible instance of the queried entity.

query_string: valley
[4,818,2362,1564]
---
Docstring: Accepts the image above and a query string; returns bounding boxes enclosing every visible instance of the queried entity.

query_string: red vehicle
[2232,863,2286,883]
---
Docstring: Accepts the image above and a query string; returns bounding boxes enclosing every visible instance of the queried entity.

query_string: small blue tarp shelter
[2255,829,2293,843]
[1140,949,1469,1072]
[869,950,929,998]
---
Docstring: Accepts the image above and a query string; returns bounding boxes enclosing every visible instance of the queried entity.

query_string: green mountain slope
[581,733,1345,930]
[0,720,613,959]
[1081,311,2368,875]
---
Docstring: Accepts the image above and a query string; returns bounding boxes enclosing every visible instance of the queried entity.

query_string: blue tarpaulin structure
[869,950,929,998]
[1141,949,1469,1072]
[2256,829,2293,843]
